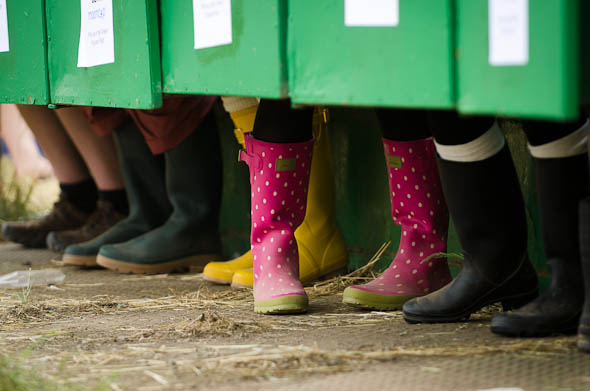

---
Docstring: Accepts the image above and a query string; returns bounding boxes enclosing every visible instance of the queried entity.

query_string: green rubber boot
[96,112,223,274]
[63,121,172,267]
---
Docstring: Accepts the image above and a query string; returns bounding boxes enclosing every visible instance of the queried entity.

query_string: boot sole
[403,288,539,324]
[254,295,309,315]
[342,288,420,311]
[96,254,218,275]
[491,323,578,337]
[490,314,580,338]
[62,254,98,267]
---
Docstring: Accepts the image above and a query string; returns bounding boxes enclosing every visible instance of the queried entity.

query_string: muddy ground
[0,242,589,391]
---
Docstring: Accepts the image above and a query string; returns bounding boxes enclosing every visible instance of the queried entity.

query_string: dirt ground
[0,243,589,391]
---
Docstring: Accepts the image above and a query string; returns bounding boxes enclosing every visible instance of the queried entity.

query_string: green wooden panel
[160,0,287,98]
[45,0,162,109]
[288,0,455,108]
[457,0,581,120]
[0,0,49,105]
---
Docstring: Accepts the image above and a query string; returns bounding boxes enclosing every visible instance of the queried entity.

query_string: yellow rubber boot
[230,105,258,148]
[203,98,258,284]
[203,252,253,284]
[230,108,349,289]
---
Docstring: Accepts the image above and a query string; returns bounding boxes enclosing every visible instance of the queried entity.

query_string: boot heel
[501,290,538,311]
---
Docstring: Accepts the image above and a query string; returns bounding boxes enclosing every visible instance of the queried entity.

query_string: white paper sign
[193,0,232,50]
[345,0,399,27]
[77,0,115,68]
[0,0,9,53]
[488,0,529,66]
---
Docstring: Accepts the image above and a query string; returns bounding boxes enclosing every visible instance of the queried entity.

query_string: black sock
[99,189,129,215]
[60,179,98,214]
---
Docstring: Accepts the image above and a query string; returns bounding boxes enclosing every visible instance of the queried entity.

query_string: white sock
[434,121,505,162]
[528,119,588,159]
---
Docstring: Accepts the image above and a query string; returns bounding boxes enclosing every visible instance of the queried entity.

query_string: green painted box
[45,0,162,109]
[160,0,287,98]
[0,1,49,105]
[288,0,455,108]
[457,0,586,120]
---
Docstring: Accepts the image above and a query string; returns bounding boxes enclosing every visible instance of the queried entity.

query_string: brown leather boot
[1,192,90,248]
[46,200,127,253]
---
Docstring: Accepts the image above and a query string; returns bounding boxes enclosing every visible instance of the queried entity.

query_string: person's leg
[237,99,314,314]
[17,105,89,185]
[221,96,259,147]
[402,112,539,323]
[206,104,348,290]
[491,116,589,336]
[343,108,451,310]
[252,99,313,142]
[1,106,95,248]
[96,98,223,274]
[63,120,171,267]
[40,107,128,252]
[0,104,53,179]
[376,108,431,141]
[202,96,260,283]
[54,107,127,212]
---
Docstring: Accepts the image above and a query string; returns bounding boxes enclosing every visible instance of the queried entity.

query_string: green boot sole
[342,287,419,311]
[254,295,309,315]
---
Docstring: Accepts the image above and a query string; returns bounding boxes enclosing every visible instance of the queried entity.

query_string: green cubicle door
[288,0,455,108]
[457,0,581,120]
[160,0,287,98]
[0,0,49,105]
[45,0,162,109]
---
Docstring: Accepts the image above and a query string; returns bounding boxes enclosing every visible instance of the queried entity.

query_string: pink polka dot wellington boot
[343,138,452,310]
[240,135,314,314]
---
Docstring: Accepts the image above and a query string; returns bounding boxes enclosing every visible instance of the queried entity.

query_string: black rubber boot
[96,112,223,274]
[403,145,539,323]
[62,121,172,267]
[579,197,590,352]
[492,154,589,336]
[492,154,589,337]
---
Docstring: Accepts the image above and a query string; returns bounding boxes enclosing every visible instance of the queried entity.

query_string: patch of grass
[14,269,33,305]
[0,172,34,227]
[0,354,58,391]
[0,353,113,391]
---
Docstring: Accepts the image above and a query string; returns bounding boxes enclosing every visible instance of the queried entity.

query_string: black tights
[253,103,585,146]
[377,108,586,146]
[252,99,313,143]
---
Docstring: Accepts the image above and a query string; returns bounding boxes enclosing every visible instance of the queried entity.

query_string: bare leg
[17,105,89,184]
[55,107,124,191]
[0,104,53,179]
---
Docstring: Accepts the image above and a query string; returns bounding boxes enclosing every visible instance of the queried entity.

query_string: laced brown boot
[46,200,127,253]
[1,192,90,248]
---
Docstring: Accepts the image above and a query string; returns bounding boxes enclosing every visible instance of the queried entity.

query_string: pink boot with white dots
[343,138,452,310]
[240,135,314,314]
